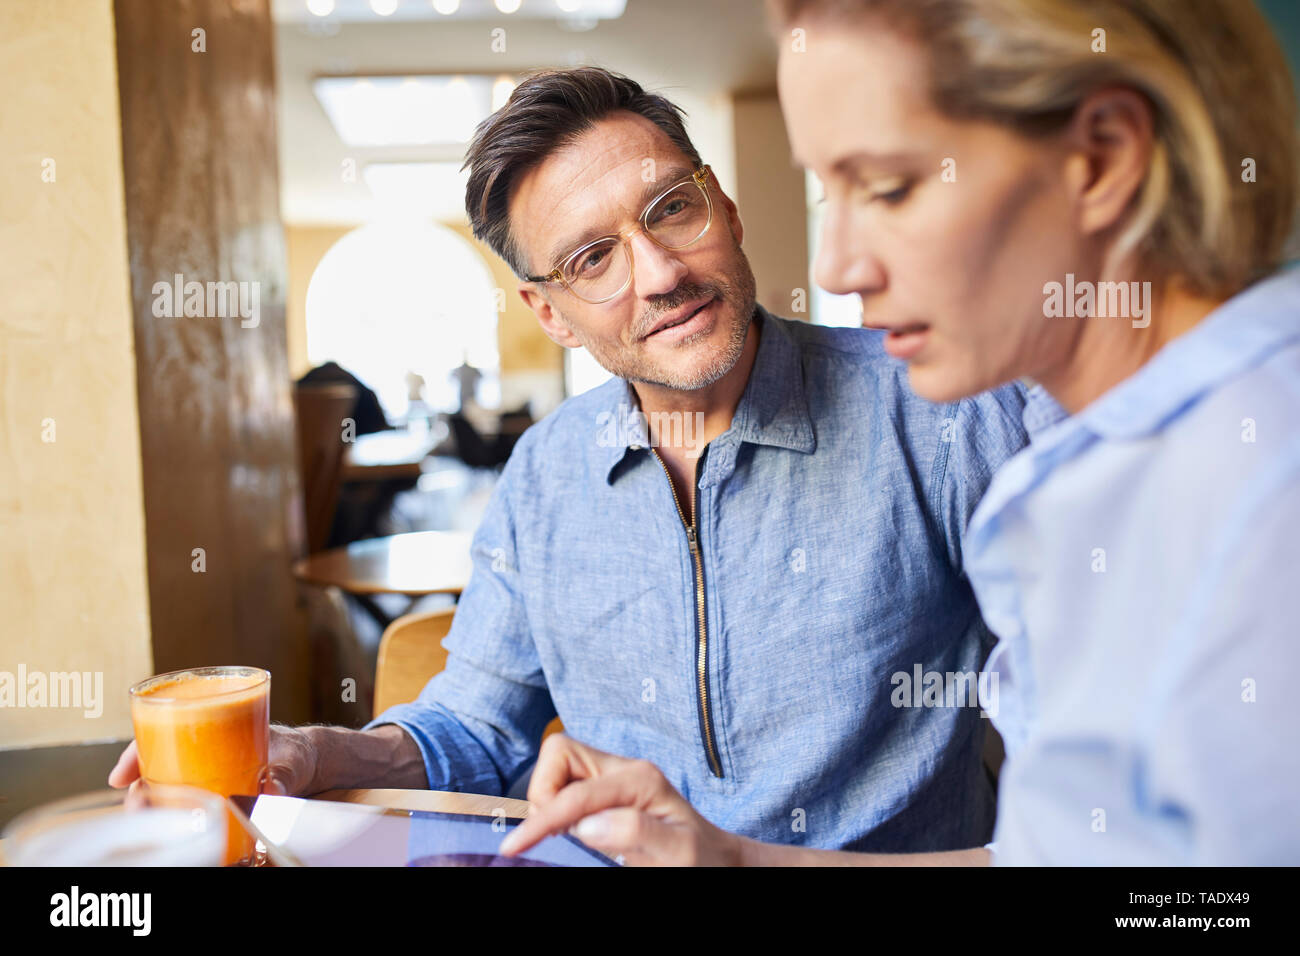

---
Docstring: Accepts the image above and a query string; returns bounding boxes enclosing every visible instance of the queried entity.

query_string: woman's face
[778,19,1094,403]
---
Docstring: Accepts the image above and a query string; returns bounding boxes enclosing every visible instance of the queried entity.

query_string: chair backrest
[374,607,564,741]
[373,607,456,718]
[293,383,356,554]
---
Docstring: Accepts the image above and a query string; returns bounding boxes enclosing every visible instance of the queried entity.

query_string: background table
[340,430,440,484]
[293,529,473,626]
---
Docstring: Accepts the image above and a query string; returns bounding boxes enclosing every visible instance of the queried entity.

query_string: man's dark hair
[462,66,703,279]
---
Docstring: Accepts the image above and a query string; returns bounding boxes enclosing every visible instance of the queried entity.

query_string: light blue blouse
[969,267,1300,864]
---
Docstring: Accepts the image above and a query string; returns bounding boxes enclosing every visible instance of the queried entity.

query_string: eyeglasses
[525,165,714,305]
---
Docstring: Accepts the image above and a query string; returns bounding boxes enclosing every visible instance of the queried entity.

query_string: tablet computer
[229,793,618,867]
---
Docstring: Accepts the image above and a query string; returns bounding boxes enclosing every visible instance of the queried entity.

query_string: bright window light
[362,162,471,221]
[805,169,864,327]
[565,347,612,398]
[306,222,501,419]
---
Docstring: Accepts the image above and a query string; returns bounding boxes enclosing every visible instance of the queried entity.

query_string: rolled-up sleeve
[363,437,557,795]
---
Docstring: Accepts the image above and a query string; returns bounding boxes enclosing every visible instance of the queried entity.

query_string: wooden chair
[374,608,564,742]
[292,382,356,555]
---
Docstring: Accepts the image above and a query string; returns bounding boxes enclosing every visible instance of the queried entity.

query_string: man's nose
[628,230,689,300]
[813,204,885,298]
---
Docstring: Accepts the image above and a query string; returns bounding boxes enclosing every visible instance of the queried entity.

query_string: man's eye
[649,196,690,224]
[575,247,610,274]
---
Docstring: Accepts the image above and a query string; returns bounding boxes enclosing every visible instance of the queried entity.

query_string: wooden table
[317,788,529,817]
[293,530,473,597]
[292,530,474,627]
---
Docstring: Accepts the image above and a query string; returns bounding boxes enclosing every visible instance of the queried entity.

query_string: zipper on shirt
[651,446,724,778]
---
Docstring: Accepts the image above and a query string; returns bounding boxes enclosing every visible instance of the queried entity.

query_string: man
[111,67,1028,853]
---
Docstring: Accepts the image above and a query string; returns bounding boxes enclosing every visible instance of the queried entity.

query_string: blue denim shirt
[367,307,1029,852]
[970,267,1300,864]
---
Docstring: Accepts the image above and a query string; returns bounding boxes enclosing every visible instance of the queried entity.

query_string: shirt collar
[1075,266,1300,440]
[602,305,816,482]
[1019,380,1069,440]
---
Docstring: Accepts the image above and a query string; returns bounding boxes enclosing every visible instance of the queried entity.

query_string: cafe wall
[731,90,811,320]
[0,0,154,750]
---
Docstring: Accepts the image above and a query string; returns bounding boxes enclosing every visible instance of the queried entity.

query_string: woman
[500,0,1300,865]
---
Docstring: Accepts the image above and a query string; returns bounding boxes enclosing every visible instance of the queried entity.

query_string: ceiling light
[274,0,625,22]
[314,74,510,147]
[491,75,516,111]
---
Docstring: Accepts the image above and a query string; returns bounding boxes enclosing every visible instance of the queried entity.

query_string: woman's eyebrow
[829,150,923,176]
[543,165,695,265]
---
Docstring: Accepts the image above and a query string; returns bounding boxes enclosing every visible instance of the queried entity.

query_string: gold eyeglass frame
[525,165,714,304]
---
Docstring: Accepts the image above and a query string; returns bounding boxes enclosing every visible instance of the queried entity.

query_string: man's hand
[498,734,747,866]
[107,724,320,796]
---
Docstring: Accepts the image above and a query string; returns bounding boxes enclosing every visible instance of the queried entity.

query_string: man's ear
[1064,87,1154,238]
[518,282,583,349]
[717,185,744,246]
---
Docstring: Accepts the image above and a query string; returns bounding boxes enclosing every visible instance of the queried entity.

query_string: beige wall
[285,221,563,402]
[285,224,353,379]
[0,0,153,749]
[731,91,811,320]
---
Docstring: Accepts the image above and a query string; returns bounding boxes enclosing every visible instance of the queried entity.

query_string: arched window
[305,221,500,421]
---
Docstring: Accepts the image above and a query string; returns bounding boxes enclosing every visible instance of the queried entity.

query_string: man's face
[511,112,757,391]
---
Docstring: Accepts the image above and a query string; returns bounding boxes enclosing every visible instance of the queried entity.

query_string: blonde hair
[770,0,1299,297]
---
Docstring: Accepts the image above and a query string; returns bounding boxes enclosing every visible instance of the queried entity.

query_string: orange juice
[129,666,270,865]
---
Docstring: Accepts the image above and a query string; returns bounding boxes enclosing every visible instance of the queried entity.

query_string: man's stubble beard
[563,252,759,392]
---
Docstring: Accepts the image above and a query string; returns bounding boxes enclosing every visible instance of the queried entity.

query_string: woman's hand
[498,734,750,866]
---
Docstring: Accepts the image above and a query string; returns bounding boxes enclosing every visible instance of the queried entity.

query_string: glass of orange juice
[129,665,270,865]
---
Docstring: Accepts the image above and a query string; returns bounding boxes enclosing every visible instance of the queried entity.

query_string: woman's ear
[1065,87,1155,237]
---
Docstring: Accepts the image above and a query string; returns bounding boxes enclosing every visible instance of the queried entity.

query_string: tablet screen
[230,794,617,867]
